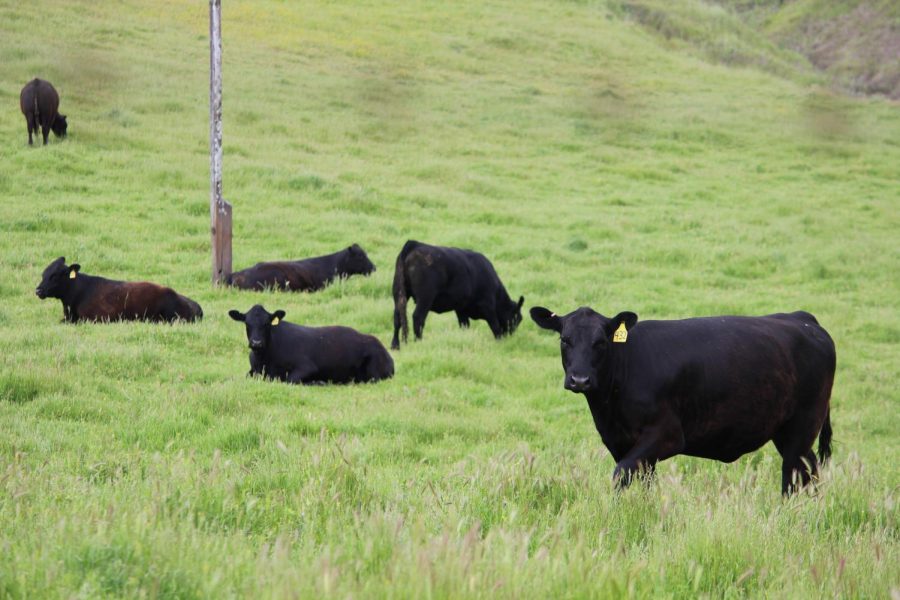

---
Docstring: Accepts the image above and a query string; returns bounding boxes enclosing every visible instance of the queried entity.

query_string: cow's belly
[682,431,772,463]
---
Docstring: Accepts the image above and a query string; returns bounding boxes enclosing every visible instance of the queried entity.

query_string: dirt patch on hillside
[779,3,900,99]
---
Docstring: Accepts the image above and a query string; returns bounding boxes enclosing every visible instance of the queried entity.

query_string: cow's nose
[249,339,264,349]
[567,375,590,391]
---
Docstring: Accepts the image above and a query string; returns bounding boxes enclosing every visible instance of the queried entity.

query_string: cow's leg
[411,293,435,341]
[26,117,35,145]
[456,311,470,329]
[773,435,819,496]
[285,360,317,385]
[773,408,823,495]
[612,412,684,488]
[41,120,49,145]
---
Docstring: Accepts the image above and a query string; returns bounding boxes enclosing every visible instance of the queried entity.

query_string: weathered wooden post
[209,0,232,285]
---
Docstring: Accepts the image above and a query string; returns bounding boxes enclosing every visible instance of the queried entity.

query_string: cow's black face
[36,256,79,299]
[498,295,525,336]
[342,244,376,276]
[531,306,637,393]
[229,305,285,351]
[52,115,67,138]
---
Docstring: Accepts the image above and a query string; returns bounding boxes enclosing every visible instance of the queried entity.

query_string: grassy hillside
[1,0,898,597]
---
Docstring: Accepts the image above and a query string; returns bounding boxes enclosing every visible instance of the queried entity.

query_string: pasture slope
[0,0,897,597]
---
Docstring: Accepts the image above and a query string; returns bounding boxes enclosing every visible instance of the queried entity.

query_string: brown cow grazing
[35,257,202,323]
[228,244,376,292]
[391,240,523,349]
[20,79,67,145]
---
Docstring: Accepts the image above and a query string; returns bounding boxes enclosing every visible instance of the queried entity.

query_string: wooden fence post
[210,0,232,285]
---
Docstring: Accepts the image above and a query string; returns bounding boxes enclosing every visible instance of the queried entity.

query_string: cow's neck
[583,350,627,444]
[58,275,93,316]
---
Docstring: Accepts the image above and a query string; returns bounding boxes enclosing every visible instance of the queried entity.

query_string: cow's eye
[592,338,606,349]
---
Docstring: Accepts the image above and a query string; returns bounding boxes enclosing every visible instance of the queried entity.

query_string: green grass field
[1,0,897,597]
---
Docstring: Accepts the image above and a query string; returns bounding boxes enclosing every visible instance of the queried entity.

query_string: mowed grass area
[0,0,898,597]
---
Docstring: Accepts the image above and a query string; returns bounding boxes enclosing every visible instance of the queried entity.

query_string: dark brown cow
[228,244,375,292]
[20,79,67,145]
[531,306,835,495]
[35,257,202,323]
[391,240,523,349]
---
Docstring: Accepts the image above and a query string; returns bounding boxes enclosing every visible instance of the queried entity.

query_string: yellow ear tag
[271,317,280,326]
[613,321,628,343]
[69,270,77,279]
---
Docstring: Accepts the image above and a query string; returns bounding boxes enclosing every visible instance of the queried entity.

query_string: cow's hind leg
[773,419,821,496]
[411,292,435,341]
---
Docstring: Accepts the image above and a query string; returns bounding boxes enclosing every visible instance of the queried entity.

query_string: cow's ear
[530,306,562,332]
[607,311,638,336]
[517,296,524,310]
[69,264,81,278]
[348,245,357,253]
[228,310,245,322]
[271,310,286,325]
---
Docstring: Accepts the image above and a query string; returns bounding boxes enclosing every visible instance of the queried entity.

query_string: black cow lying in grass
[228,244,376,292]
[229,304,394,384]
[391,240,524,349]
[35,257,203,323]
[20,78,67,145]
[531,306,836,495]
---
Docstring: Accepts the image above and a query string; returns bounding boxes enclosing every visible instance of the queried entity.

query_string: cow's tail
[817,407,832,465]
[391,241,418,349]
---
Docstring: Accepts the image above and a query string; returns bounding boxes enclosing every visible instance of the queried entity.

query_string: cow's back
[616,313,834,461]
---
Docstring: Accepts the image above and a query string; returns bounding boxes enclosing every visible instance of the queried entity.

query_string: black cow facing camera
[20,79,67,145]
[391,240,523,349]
[229,304,394,385]
[531,306,835,495]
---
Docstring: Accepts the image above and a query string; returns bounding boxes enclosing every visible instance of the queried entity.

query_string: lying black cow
[229,304,394,384]
[228,244,375,292]
[391,240,523,349]
[20,79,67,145]
[35,257,202,323]
[530,306,835,495]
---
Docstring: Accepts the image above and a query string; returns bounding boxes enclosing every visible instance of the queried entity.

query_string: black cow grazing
[20,79,67,145]
[228,305,394,384]
[228,244,376,292]
[391,240,524,349]
[35,257,203,323]
[530,306,835,495]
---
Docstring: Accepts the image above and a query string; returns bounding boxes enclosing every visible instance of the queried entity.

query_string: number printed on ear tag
[69,270,77,279]
[272,317,280,326]
[613,321,628,343]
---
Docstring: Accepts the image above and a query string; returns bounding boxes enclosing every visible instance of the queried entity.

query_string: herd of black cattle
[24,79,836,495]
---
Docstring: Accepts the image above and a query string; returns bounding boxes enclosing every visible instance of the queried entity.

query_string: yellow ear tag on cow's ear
[69,270,77,279]
[613,321,628,343]
[271,317,280,326]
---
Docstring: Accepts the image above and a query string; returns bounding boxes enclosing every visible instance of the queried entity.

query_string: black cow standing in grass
[391,240,524,349]
[530,306,835,495]
[229,305,394,384]
[35,257,202,323]
[228,244,376,292]
[20,79,67,145]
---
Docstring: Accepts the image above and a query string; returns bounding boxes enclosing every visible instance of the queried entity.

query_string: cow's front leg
[285,361,316,385]
[613,413,684,488]
[455,311,470,329]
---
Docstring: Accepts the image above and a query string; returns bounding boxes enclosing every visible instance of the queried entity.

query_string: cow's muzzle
[565,374,592,393]
[35,288,47,299]
[249,339,265,350]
